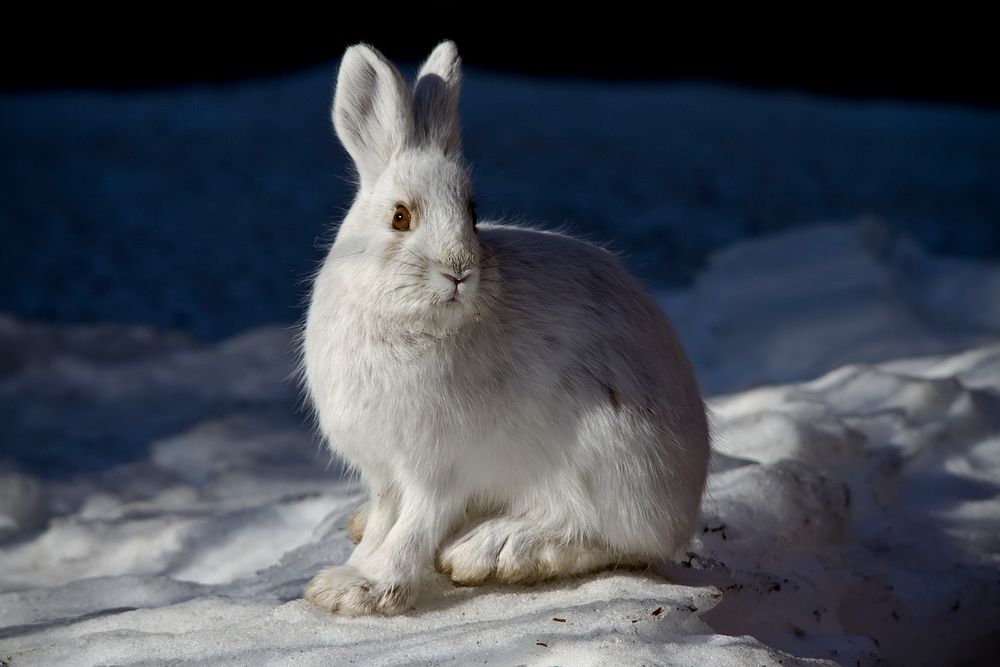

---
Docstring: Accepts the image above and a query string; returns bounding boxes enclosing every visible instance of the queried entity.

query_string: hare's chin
[433,296,480,326]
[394,288,476,321]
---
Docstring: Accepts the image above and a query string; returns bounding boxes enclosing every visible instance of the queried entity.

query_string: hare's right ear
[413,40,462,155]
[333,44,413,190]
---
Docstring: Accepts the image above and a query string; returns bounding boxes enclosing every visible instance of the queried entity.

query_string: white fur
[300,41,711,615]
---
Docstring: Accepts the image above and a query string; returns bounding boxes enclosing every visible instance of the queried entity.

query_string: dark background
[3,13,996,107]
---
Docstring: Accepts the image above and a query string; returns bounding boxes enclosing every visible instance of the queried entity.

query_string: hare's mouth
[437,291,464,306]
[429,268,476,306]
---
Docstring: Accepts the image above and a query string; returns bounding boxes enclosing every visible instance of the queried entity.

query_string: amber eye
[391,204,412,231]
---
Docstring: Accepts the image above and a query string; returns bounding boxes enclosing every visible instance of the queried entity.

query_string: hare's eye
[391,204,412,231]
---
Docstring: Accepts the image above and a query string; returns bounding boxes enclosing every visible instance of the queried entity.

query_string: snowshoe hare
[301,41,710,615]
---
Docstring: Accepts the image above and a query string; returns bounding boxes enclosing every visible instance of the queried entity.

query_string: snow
[662,220,1000,394]
[2,219,999,665]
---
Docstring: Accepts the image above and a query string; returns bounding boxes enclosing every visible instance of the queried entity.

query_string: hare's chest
[306,330,481,439]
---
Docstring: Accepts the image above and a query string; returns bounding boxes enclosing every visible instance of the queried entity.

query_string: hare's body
[302,42,710,615]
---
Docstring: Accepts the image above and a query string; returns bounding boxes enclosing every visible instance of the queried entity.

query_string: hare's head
[331,41,492,333]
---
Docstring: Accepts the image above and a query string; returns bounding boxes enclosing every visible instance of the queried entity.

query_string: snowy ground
[2,222,1000,665]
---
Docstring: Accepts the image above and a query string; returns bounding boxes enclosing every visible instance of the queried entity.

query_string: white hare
[301,41,710,616]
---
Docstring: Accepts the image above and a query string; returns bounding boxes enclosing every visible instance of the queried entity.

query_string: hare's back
[480,223,664,331]
[478,222,704,434]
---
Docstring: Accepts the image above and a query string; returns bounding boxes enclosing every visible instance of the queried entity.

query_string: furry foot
[437,519,624,585]
[304,564,414,616]
[346,502,369,544]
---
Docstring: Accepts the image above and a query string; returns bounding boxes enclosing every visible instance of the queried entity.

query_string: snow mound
[663,220,1000,393]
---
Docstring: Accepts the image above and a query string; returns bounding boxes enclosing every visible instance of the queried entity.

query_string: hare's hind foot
[436,517,638,585]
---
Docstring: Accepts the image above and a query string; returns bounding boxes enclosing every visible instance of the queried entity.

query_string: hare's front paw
[304,565,414,616]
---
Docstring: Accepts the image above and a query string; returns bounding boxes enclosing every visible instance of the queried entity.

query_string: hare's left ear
[333,44,413,190]
[413,40,463,155]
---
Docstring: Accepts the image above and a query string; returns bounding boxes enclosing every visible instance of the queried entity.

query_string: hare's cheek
[457,270,480,296]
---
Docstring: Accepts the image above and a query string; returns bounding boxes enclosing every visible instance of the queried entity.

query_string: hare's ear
[333,44,413,189]
[413,40,463,155]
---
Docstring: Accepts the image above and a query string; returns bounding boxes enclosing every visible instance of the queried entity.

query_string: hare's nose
[441,271,469,286]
